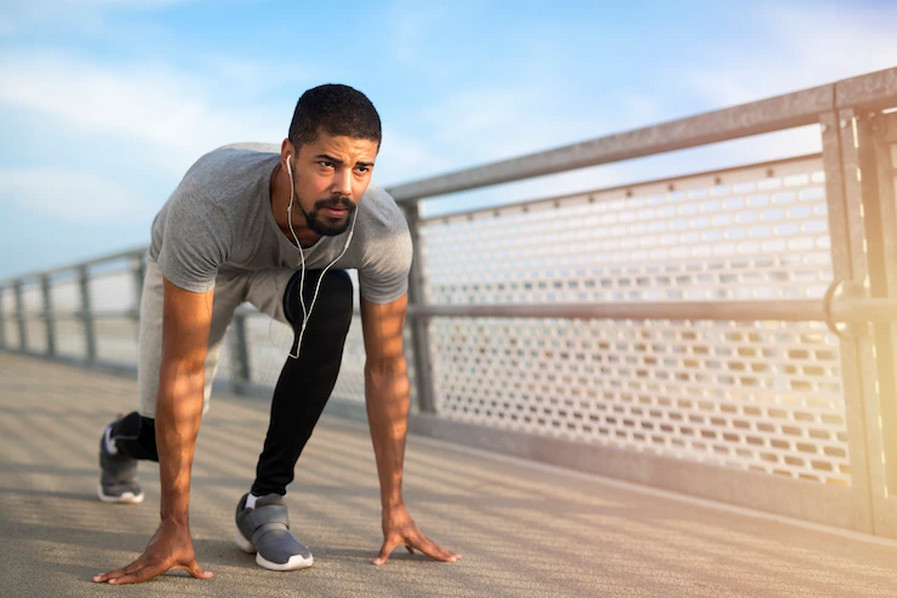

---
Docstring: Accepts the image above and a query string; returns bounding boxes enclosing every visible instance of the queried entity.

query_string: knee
[110,411,159,461]
[283,269,353,333]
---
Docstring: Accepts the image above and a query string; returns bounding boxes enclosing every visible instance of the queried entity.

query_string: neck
[270,163,320,248]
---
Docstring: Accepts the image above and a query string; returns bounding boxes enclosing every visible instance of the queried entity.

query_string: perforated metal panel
[226,307,418,407]
[424,159,831,304]
[420,157,850,485]
[224,313,369,401]
[892,143,897,194]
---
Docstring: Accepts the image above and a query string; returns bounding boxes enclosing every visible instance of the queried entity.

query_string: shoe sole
[234,527,255,553]
[97,484,144,504]
[256,552,313,571]
[233,527,314,570]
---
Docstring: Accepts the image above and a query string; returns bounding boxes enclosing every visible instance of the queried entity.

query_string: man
[93,84,460,585]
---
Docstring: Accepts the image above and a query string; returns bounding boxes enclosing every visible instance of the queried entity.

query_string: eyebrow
[315,154,375,168]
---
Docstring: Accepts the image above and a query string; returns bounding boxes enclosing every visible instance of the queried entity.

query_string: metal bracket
[822,279,869,339]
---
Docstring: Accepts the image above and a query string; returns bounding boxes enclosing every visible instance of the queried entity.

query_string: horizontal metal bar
[386,67,897,203]
[6,309,138,321]
[408,297,897,323]
[420,153,822,223]
[7,298,892,325]
[0,245,147,288]
[835,67,897,112]
[386,84,833,202]
[830,298,897,323]
[233,305,363,317]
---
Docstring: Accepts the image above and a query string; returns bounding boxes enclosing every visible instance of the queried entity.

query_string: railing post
[131,253,145,322]
[78,265,96,363]
[13,280,27,352]
[229,311,251,394]
[404,202,437,414]
[818,109,882,533]
[849,110,897,534]
[41,274,56,357]
[0,285,6,349]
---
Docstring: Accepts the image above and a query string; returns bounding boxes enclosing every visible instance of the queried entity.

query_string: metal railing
[2,67,897,537]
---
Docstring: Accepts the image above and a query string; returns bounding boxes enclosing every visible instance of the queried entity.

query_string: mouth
[316,198,354,220]
[321,206,350,219]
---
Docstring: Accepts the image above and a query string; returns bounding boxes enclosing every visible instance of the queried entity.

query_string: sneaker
[97,424,144,504]
[234,493,313,571]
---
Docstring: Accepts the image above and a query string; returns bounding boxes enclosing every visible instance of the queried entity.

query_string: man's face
[287,131,378,237]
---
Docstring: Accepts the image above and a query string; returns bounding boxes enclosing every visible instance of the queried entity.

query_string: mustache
[314,196,355,211]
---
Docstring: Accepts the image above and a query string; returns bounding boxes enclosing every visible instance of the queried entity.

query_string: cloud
[0,168,156,222]
[0,0,193,33]
[0,51,283,173]
[684,2,897,107]
[385,2,456,69]
[417,83,611,172]
[3,0,190,15]
[376,125,451,186]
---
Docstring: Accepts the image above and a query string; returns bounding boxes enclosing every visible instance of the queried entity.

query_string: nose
[332,168,352,197]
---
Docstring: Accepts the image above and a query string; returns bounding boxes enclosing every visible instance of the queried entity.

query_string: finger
[409,535,462,562]
[106,559,169,585]
[405,545,414,554]
[106,566,152,585]
[373,538,399,566]
[92,558,145,583]
[93,569,126,583]
[184,560,214,580]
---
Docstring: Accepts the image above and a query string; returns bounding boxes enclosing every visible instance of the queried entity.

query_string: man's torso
[149,143,411,304]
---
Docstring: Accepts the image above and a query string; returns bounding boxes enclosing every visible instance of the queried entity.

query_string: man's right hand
[92,518,213,585]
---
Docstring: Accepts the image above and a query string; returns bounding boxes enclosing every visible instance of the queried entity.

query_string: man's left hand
[373,503,462,565]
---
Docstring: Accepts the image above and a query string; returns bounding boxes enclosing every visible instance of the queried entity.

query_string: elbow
[159,356,207,397]
[365,353,407,378]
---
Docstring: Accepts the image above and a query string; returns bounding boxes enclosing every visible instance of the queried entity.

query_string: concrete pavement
[1,352,895,597]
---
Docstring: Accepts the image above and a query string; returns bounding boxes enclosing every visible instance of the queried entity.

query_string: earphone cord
[286,169,358,359]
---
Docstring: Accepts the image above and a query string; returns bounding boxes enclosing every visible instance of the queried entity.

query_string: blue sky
[1,0,895,280]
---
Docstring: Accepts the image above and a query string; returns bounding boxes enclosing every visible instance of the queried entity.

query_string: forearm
[365,360,411,509]
[155,363,205,524]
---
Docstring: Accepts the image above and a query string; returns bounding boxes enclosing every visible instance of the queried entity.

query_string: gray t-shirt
[149,143,412,304]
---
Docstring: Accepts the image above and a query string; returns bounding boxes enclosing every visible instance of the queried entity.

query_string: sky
[0,0,895,280]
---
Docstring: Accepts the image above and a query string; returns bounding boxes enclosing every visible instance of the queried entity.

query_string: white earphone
[284,153,359,359]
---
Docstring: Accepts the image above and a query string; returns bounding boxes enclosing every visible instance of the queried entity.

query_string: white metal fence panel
[421,156,851,486]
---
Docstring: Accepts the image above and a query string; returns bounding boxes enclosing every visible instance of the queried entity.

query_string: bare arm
[156,277,213,529]
[94,277,214,584]
[361,294,461,565]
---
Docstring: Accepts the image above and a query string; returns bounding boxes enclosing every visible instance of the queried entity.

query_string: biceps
[161,276,214,368]
[361,295,407,367]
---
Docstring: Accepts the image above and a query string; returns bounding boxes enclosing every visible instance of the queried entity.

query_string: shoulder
[355,183,411,262]
[166,143,279,219]
[351,182,413,303]
[357,182,409,234]
[183,143,280,186]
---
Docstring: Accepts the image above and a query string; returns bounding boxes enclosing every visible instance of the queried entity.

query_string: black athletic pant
[109,269,353,497]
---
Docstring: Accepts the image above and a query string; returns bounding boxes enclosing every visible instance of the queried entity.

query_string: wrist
[158,516,191,538]
[381,494,404,511]
[159,505,190,526]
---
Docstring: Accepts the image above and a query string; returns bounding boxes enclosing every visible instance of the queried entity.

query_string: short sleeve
[358,217,413,304]
[156,187,232,293]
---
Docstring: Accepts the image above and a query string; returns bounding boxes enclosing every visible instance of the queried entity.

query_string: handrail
[0,246,146,287]
[407,297,897,323]
[386,66,897,202]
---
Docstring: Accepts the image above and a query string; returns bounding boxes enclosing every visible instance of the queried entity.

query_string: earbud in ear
[285,155,293,176]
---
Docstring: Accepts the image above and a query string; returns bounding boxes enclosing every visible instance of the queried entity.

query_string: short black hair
[288,84,381,149]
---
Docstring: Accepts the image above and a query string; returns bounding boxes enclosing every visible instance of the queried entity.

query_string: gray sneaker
[234,493,313,571]
[97,424,144,504]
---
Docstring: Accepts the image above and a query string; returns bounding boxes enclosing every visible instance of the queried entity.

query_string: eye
[318,160,334,169]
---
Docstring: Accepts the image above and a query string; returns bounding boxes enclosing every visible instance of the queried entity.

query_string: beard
[296,194,357,236]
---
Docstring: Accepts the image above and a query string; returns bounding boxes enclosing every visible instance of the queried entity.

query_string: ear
[281,139,296,166]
